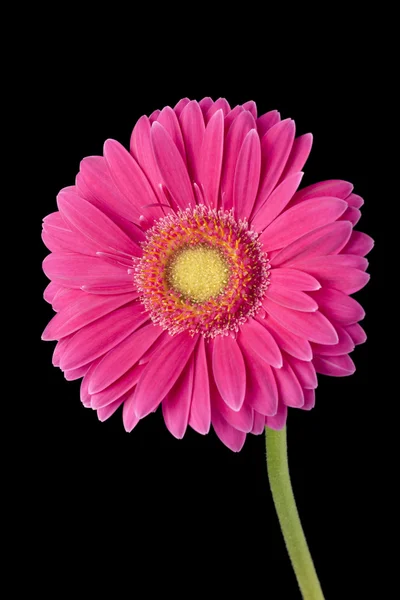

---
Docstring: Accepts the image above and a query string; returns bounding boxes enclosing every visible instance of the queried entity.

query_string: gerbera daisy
[42,97,373,452]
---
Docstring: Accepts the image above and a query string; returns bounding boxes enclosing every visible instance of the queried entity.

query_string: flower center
[166,244,229,303]
[134,205,270,337]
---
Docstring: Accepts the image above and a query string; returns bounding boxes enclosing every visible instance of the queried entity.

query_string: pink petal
[302,389,315,411]
[221,111,256,210]
[294,256,370,294]
[59,302,148,370]
[130,115,162,197]
[162,354,195,439]
[312,326,355,356]
[78,156,141,223]
[342,231,374,256]
[211,409,246,452]
[206,97,231,120]
[291,180,354,204]
[122,392,141,432]
[233,130,261,220]
[239,319,282,368]
[267,285,318,312]
[263,298,338,345]
[173,98,190,116]
[149,110,160,122]
[103,139,161,222]
[51,288,82,312]
[251,172,303,231]
[239,338,278,416]
[157,106,186,161]
[42,292,137,340]
[271,221,353,267]
[254,119,296,212]
[80,357,103,407]
[179,100,205,184]
[199,97,214,115]
[199,109,224,208]
[339,206,361,225]
[313,354,356,377]
[189,337,211,434]
[251,411,266,434]
[212,336,246,411]
[345,323,367,345]
[346,193,364,208]
[279,134,313,181]
[210,372,253,432]
[266,402,287,430]
[269,268,321,291]
[43,281,61,304]
[42,253,131,289]
[256,110,281,137]
[259,198,347,252]
[310,288,365,325]
[91,364,145,409]
[42,222,97,256]
[242,100,257,118]
[63,365,89,381]
[260,316,313,361]
[287,356,317,389]
[97,395,126,422]
[151,122,195,209]
[133,333,198,419]
[274,360,304,408]
[224,106,244,131]
[89,322,164,394]
[57,190,141,257]
[138,330,170,365]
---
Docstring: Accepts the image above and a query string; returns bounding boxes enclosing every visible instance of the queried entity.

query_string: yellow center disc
[166,244,229,303]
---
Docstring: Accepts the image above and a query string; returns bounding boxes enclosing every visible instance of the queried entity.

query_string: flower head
[42,97,373,451]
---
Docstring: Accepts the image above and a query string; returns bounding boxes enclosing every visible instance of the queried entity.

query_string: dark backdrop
[31,55,384,598]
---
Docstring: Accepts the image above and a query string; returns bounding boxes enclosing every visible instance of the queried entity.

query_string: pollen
[134,205,270,338]
[166,244,229,303]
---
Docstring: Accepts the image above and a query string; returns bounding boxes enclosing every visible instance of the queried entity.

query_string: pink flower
[42,97,373,451]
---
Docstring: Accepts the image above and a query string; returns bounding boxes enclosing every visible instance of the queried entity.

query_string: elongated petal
[43,281,62,304]
[310,288,365,324]
[157,106,186,161]
[98,395,127,422]
[221,111,255,210]
[60,302,148,370]
[291,180,354,204]
[269,268,321,291]
[251,172,303,230]
[287,356,318,389]
[342,231,374,256]
[63,365,89,381]
[42,224,97,256]
[206,97,230,120]
[254,119,295,212]
[151,122,195,208]
[162,355,195,439]
[339,206,361,225]
[294,257,370,294]
[89,323,164,394]
[271,221,353,267]
[267,285,318,312]
[57,190,140,256]
[122,393,141,432]
[133,333,198,419]
[173,98,190,116]
[233,130,261,220]
[252,411,266,434]
[242,100,257,118]
[91,364,145,409]
[80,357,103,407]
[239,338,278,416]
[199,109,224,208]
[224,106,244,131]
[42,253,131,289]
[280,134,313,181]
[239,319,282,368]
[312,326,355,356]
[211,373,253,432]
[274,360,304,407]
[199,97,214,115]
[212,335,246,411]
[263,298,338,345]
[256,110,281,137]
[260,317,313,361]
[211,409,246,452]
[179,101,205,184]
[130,115,162,196]
[314,354,356,377]
[346,193,364,208]
[302,389,316,410]
[42,292,136,340]
[345,323,367,345]
[189,337,211,434]
[259,198,347,251]
[266,402,287,430]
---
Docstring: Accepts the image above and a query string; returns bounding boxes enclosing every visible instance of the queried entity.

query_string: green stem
[265,425,325,600]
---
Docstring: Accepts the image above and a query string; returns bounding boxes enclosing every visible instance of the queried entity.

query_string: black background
[29,43,387,598]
